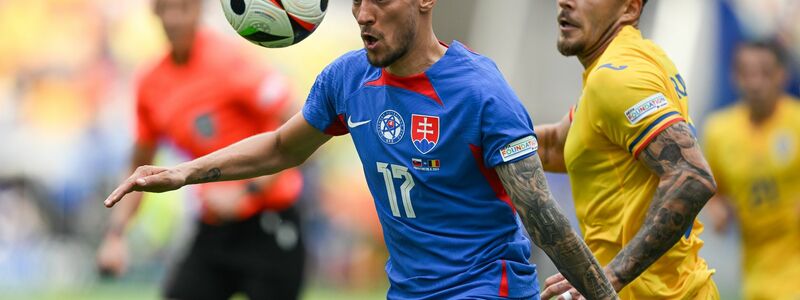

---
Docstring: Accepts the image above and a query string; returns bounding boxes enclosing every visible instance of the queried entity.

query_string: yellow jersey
[564,26,716,299]
[704,97,800,300]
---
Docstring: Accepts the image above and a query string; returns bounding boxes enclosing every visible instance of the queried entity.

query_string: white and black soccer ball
[221,0,328,48]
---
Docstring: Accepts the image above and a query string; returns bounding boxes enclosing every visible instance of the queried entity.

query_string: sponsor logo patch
[499,136,538,162]
[624,93,669,124]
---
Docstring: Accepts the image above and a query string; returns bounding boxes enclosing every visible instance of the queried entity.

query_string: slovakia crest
[411,114,440,154]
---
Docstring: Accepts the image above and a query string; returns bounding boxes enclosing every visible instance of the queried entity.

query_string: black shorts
[163,206,305,300]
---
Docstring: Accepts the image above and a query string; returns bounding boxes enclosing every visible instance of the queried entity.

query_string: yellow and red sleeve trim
[628,111,685,158]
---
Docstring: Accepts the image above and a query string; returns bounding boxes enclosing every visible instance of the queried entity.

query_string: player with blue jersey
[103,0,617,299]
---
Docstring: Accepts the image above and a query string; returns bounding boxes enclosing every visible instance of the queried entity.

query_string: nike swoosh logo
[347,116,371,128]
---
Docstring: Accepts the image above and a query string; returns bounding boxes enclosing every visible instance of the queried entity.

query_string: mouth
[558,16,579,32]
[361,32,380,50]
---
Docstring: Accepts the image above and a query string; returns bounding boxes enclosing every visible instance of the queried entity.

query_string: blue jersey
[303,42,540,299]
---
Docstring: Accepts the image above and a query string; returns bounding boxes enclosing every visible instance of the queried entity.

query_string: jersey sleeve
[587,65,686,158]
[301,62,349,136]
[480,85,538,168]
[135,84,159,147]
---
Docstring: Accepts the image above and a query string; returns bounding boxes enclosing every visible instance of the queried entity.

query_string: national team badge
[376,110,405,144]
[411,114,440,154]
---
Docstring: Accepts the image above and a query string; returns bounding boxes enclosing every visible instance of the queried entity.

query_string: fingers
[104,166,165,208]
[556,288,580,300]
[545,273,566,285]
[541,278,573,300]
[104,178,137,208]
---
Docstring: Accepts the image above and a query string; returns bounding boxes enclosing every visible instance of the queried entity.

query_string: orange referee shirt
[135,29,302,222]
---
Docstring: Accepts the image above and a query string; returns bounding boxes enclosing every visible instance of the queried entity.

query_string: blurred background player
[703,41,800,300]
[95,0,305,299]
[538,0,719,299]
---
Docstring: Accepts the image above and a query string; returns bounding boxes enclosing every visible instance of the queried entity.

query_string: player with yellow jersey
[704,41,800,300]
[540,1,719,299]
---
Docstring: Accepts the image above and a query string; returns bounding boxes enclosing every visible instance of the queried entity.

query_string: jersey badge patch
[376,110,405,144]
[500,136,538,162]
[411,114,440,154]
[412,158,440,171]
[624,93,669,124]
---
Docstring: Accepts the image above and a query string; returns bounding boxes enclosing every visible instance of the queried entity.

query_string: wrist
[175,163,198,185]
[106,224,126,239]
[604,266,625,292]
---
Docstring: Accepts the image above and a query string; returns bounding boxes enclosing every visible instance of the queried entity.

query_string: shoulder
[587,55,663,92]
[135,57,170,101]
[441,42,518,105]
[784,96,800,112]
[321,49,371,78]
[705,104,745,138]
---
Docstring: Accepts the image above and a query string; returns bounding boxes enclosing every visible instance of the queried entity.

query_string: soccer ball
[221,0,328,48]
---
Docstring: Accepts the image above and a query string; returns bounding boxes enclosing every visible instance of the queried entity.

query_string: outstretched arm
[604,121,717,290]
[496,155,617,300]
[534,113,571,173]
[104,112,332,207]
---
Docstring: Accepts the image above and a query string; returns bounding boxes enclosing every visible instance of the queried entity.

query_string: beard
[367,16,417,68]
[556,36,585,57]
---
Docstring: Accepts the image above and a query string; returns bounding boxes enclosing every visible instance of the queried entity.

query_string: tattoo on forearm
[609,122,716,286]
[199,168,222,183]
[497,155,616,299]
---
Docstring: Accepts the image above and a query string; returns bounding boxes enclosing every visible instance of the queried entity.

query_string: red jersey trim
[468,144,515,212]
[632,117,685,159]
[365,69,444,106]
[324,114,349,136]
[499,260,509,297]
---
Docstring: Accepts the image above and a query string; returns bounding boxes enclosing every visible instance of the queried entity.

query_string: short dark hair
[643,0,648,6]
[737,40,788,66]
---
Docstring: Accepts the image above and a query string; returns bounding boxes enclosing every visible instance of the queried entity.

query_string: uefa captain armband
[500,136,539,162]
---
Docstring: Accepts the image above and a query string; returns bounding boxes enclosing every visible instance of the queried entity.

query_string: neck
[748,96,781,126]
[578,24,626,68]
[385,26,447,77]
[171,49,191,65]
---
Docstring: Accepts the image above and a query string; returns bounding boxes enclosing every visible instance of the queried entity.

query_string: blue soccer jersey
[303,42,540,299]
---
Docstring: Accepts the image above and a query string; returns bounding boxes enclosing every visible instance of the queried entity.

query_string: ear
[618,0,643,26]
[419,0,435,13]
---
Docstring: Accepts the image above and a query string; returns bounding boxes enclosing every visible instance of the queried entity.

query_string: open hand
[104,165,185,208]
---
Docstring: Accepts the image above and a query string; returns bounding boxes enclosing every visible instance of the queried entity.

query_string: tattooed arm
[497,155,617,300]
[104,112,331,207]
[604,121,717,290]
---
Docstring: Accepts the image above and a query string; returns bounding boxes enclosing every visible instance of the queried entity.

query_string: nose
[354,0,376,27]
[558,0,574,10]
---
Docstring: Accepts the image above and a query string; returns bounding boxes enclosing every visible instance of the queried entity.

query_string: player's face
[353,0,418,67]
[556,0,624,56]
[735,47,786,107]
[155,0,201,53]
